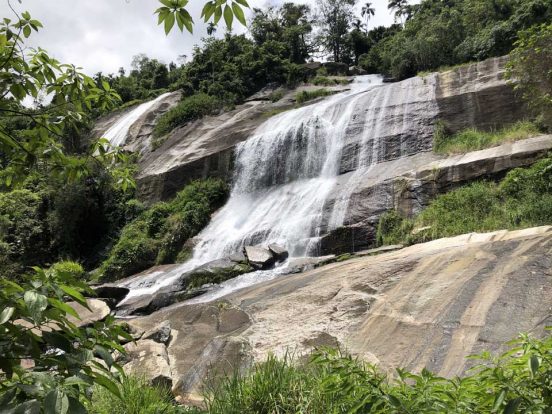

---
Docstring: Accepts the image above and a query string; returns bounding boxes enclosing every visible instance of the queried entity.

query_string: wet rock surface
[124,226,552,403]
[244,246,275,269]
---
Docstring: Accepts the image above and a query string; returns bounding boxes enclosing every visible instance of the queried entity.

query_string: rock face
[319,134,552,254]
[244,246,275,269]
[127,226,552,402]
[136,56,525,204]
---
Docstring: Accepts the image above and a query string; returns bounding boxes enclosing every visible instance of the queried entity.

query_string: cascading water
[103,92,172,146]
[122,74,438,301]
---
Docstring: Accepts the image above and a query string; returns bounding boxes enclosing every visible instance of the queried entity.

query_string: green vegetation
[296,89,333,104]
[434,121,542,154]
[376,157,552,246]
[98,179,228,282]
[0,266,131,413]
[203,333,552,413]
[90,376,194,414]
[152,93,220,147]
[507,23,552,129]
[187,263,254,290]
[312,76,350,86]
[358,0,552,80]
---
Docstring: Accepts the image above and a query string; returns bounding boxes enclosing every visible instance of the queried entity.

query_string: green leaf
[13,400,40,414]
[0,307,15,324]
[223,5,233,29]
[94,345,114,368]
[164,12,175,34]
[202,2,216,21]
[492,389,506,412]
[44,389,69,414]
[503,398,521,414]
[67,398,86,414]
[179,9,193,33]
[232,2,246,26]
[529,354,540,377]
[159,0,173,7]
[234,0,249,7]
[59,285,87,307]
[24,291,48,320]
[92,372,121,399]
[48,298,79,319]
[214,6,222,24]
[23,25,31,38]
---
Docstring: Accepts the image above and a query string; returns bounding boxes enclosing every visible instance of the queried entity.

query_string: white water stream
[103,93,172,146]
[118,75,437,302]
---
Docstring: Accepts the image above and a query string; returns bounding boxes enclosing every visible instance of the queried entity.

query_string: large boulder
[67,299,110,327]
[122,339,172,388]
[142,321,172,345]
[244,246,275,269]
[268,244,289,262]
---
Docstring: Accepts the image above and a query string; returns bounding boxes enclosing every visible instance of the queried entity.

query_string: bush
[206,334,552,413]
[50,260,85,278]
[98,179,228,282]
[295,89,333,104]
[434,121,542,154]
[90,376,192,414]
[153,93,220,139]
[311,76,349,86]
[376,157,552,247]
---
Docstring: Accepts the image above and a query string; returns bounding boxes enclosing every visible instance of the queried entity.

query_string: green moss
[376,157,552,247]
[433,121,541,154]
[295,89,333,104]
[187,263,254,290]
[97,179,228,282]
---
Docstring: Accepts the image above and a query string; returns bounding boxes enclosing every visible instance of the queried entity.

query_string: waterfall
[121,75,438,299]
[103,93,172,147]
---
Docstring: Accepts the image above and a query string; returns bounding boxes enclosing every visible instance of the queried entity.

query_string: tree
[316,0,357,63]
[361,2,375,28]
[507,23,552,128]
[388,0,408,23]
[207,22,217,36]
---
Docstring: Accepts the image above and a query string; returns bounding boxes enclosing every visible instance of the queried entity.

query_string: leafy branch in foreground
[0,8,136,189]
[0,266,132,413]
[155,0,249,35]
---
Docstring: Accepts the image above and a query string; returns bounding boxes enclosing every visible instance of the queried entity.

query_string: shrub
[153,93,220,139]
[433,121,542,154]
[376,157,552,247]
[50,260,85,278]
[205,334,552,413]
[98,179,228,282]
[311,76,349,86]
[295,89,333,104]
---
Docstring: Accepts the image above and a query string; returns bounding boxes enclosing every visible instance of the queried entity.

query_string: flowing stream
[103,93,172,146]
[119,75,438,301]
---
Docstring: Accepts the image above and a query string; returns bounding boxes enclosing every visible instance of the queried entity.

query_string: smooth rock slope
[125,226,552,403]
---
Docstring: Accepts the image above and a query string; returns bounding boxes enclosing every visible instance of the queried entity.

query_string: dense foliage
[203,333,552,413]
[507,23,552,129]
[376,156,552,246]
[359,0,552,79]
[152,93,220,145]
[97,179,228,282]
[0,265,131,413]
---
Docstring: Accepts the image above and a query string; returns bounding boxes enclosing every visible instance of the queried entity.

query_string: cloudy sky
[1,0,396,76]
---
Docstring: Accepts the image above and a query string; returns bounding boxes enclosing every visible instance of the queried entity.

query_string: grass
[311,76,350,86]
[203,334,552,413]
[295,88,333,104]
[90,376,198,414]
[417,61,475,77]
[119,99,144,110]
[376,157,552,246]
[434,120,541,154]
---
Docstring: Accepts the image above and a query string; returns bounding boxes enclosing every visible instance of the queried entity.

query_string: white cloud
[1,0,395,75]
